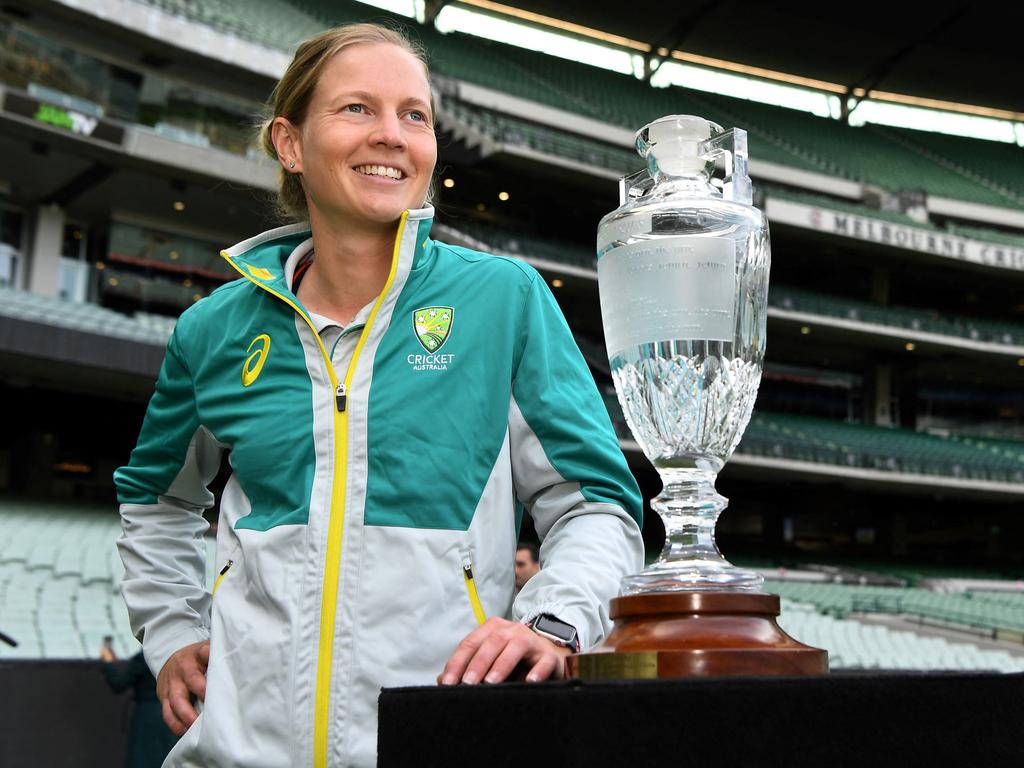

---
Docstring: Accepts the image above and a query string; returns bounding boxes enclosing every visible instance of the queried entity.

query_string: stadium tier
[437,218,597,270]
[108,0,1024,214]
[776,599,1024,672]
[0,285,174,346]
[739,412,1024,483]
[769,284,1024,347]
[884,125,1024,201]
[440,99,638,175]
[767,580,1024,637]
[0,501,217,660]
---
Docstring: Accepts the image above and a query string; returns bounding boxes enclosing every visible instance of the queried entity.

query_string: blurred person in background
[114,21,642,768]
[100,638,177,768]
[515,542,541,593]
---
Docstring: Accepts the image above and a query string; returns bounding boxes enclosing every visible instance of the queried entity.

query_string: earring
[288,161,296,169]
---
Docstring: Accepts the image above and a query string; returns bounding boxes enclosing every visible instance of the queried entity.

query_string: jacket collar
[220,206,436,303]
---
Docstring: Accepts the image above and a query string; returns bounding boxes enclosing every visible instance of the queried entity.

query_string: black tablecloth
[379,672,1022,767]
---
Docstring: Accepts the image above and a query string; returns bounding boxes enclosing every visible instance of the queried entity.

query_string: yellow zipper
[221,212,408,768]
[212,559,234,596]
[462,557,487,626]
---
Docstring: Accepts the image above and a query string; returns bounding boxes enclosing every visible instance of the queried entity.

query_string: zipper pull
[463,563,474,581]
[219,559,234,576]
[336,383,347,412]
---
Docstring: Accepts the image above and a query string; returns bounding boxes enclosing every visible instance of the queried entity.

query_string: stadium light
[456,0,651,52]
[173,201,186,211]
[498,191,510,201]
[443,178,455,188]
[551,278,564,288]
[905,342,916,351]
[800,326,811,335]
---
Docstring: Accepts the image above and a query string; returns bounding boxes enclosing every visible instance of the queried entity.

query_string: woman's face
[292,42,437,230]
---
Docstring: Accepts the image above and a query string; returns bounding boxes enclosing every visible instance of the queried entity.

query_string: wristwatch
[528,614,580,653]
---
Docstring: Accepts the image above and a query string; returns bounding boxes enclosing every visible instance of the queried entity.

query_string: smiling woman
[115,21,644,768]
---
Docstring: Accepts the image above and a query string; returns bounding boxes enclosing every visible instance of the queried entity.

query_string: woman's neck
[298,211,399,326]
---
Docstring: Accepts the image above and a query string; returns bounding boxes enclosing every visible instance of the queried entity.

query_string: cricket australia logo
[409,306,455,371]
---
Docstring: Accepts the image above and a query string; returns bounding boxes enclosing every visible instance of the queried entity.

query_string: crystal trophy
[569,115,826,679]
[597,114,768,593]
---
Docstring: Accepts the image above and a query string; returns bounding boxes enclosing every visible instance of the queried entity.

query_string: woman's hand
[157,640,210,736]
[438,617,571,685]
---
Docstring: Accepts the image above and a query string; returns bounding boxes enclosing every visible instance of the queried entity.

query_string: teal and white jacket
[115,206,643,768]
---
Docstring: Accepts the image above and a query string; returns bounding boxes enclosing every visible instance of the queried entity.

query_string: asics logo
[242,334,271,387]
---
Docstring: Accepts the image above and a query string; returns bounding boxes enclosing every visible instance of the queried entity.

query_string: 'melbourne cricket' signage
[766,197,1024,272]
[2,91,125,146]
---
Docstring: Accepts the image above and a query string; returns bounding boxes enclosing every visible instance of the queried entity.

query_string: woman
[115,23,643,768]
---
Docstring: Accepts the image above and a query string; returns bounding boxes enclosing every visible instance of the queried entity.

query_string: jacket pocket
[460,549,487,626]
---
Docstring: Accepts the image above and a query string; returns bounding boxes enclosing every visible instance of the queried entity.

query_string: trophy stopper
[638,114,718,178]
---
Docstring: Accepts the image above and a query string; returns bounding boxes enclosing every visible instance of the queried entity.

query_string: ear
[271,117,304,173]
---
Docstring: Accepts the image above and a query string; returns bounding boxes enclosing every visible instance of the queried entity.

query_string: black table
[379,672,1022,767]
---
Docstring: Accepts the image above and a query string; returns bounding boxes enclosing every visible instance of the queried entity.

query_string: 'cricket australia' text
[407,353,455,371]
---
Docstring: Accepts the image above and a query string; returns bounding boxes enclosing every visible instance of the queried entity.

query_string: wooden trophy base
[567,591,828,680]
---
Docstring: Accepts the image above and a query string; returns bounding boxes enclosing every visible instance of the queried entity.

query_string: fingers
[164,676,197,736]
[156,641,210,736]
[462,630,527,685]
[162,697,187,737]
[185,663,207,702]
[438,622,491,685]
[526,649,566,682]
[482,634,531,684]
[439,618,565,686]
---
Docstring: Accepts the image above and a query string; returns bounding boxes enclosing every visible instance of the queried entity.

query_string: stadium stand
[739,412,1024,482]
[123,0,1024,214]
[767,580,1024,636]
[0,286,173,346]
[776,599,1024,672]
[769,284,1024,347]
[437,218,597,270]
[0,500,217,660]
[439,98,639,175]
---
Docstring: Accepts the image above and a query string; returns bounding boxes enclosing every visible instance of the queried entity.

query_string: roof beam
[641,0,718,82]
[844,1,974,118]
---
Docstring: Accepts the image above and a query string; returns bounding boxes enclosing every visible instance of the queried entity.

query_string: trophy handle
[700,127,752,205]
[618,168,655,206]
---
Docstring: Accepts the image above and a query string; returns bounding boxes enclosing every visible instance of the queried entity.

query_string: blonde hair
[259,23,433,222]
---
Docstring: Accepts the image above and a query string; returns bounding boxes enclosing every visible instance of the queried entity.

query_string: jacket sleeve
[508,273,644,650]
[113,328,224,678]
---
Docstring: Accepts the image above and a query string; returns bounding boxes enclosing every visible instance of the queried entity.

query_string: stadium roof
[470,0,1024,117]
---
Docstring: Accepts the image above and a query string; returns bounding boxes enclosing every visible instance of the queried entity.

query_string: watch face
[534,615,575,643]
